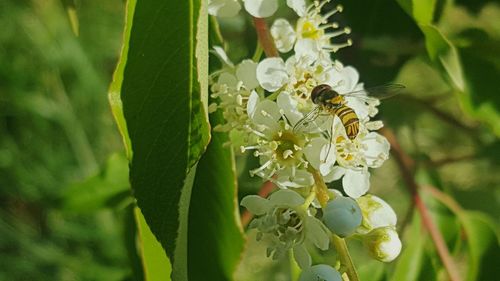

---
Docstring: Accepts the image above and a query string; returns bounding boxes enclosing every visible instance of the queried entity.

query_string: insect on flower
[293,83,405,159]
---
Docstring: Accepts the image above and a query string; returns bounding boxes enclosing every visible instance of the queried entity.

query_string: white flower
[242,92,314,188]
[236,60,259,90]
[210,48,259,133]
[322,122,390,198]
[295,1,352,60]
[269,1,352,62]
[256,54,332,101]
[286,0,306,16]
[363,227,402,262]
[271,19,297,53]
[244,0,278,18]
[208,0,241,17]
[256,57,289,92]
[356,194,397,234]
[241,189,330,259]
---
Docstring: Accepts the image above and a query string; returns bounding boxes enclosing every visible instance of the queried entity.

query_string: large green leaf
[457,32,500,136]
[396,0,436,24]
[460,211,500,281]
[420,24,465,91]
[390,212,425,281]
[187,112,245,281]
[135,207,172,281]
[109,0,211,279]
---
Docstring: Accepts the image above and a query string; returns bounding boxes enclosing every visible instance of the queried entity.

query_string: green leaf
[458,34,500,136]
[396,0,436,24]
[187,112,245,280]
[358,260,385,281]
[420,24,465,91]
[390,212,425,281]
[459,211,500,281]
[135,207,172,281]
[61,153,131,213]
[108,0,136,160]
[109,0,210,279]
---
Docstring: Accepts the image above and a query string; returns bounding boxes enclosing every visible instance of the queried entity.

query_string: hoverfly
[293,83,405,140]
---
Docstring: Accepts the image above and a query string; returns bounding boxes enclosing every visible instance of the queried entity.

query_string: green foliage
[112,0,244,280]
[117,0,211,277]
[188,112,245,281]
[62,153,131,213]
[0,0,131,280]
[390,213,427,281]
[135,208,172,281]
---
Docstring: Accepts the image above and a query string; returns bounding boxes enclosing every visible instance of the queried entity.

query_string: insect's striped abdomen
[332,105,359,140]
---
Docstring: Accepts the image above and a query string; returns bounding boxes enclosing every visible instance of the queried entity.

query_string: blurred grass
[0,0,132,280]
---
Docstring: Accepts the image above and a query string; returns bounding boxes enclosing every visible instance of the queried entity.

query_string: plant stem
[380,127,462,281]
[309,166,358,281]
[308,166,330,208]
[252,17,278,57]
[331,235,359,281]
[252,43,263,62]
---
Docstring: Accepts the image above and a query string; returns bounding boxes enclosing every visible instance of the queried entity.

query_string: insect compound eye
[311,84,332,104]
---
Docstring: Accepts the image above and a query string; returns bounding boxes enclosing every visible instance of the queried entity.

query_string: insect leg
[322,119,335,164]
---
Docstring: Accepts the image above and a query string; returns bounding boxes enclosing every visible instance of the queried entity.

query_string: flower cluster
[210,0,402,277]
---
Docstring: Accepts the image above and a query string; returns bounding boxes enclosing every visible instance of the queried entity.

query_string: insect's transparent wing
[341,83,405,101]
[293,106,323,133]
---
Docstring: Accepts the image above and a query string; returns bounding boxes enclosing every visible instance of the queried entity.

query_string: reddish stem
[252,17,278,58]
[380,127,462,281]
[241,180,276,228]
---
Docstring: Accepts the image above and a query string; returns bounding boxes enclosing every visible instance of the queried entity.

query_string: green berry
[299,264,342,281]
[323,196,362,237]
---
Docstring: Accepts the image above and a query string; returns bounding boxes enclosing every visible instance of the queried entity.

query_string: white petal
[268,189,305,207]
[277,92,302,126]
[304,216,330,250]
[286,0,306,16]
[240,195,272,215]
[208,0,242,17]
[294,39,319,62]
[252,99,281,131]
[342,169,370,198]
[362,132,390,168]
[293,244,312,269]
[244,0,278,18]
[236,59,259,90]
[377,229,402,262]
[303,138,336,175]
[247,90,259,118]
[211,46,234,67]
[256,57,288,92]
[324,65,360,94]
[338,66,360,93]
[218,72,238,88]
[357,195,397,233]
[275,169,314,188]
[364,227,402,262]
[345,96,369,120]
[271,19,296,53]
[323,166,346,183]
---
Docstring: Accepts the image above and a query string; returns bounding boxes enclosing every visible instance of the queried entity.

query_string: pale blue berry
[323,196,362,237]
[299,264,342,281]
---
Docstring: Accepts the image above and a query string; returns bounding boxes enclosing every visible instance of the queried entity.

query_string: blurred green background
[1,0,499,280]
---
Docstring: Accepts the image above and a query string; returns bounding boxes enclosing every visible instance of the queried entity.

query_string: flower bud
[363,227,402,262]
[356,194,397,234]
